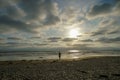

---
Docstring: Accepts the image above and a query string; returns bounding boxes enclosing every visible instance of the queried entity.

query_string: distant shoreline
[0,55,120,62]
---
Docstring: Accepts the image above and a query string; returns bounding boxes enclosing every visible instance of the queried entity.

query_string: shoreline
[0,56,120,80]
[0,55,119,62]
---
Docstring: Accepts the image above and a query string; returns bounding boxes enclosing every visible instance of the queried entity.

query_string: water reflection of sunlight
[69,50,79,53]
[72,56,79,59]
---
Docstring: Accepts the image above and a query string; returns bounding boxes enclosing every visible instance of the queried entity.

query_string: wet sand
[0,56,120,80]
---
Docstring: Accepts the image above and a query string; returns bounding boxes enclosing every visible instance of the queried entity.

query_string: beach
[0,56,120,80]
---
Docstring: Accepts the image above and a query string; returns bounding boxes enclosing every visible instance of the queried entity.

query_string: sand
[0,56,120,80]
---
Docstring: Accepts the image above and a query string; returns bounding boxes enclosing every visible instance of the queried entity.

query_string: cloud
[96,37,120,43]
[0,0,119,51]
[48,37,61,42]
[0,0,19,8]
[91,19,120,36]
[0,42,31,48]
[0,0,25,19]
[0,0,60,34]
[30,37,41,39]
[91,28,120,36]
[0,42,36,48]
[0,41,48,48]
[100,19,112,26]
[108,29,120,34]
[0,38,5,43]
[88,3,113,16]
[115,0,120,11]
[6,5,26,19]
[60,6,86,26]
[7,37,23,40]
[87,0,120,18]
[6,42,28,45]
[91,28,107,36]
[20,0,60,25]
[0,15,37,33]
[80,39,93,42]
[62,38,78,42]
[0,38,4,40]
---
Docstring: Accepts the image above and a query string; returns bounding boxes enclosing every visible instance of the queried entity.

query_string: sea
[0,50,119,61]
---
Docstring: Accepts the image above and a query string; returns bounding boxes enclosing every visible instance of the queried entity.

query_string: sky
[0,0,120,52]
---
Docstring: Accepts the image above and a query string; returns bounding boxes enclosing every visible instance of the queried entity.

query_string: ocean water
[0,50,119,61]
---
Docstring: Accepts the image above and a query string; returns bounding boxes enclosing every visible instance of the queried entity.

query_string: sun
[69,28,79,38]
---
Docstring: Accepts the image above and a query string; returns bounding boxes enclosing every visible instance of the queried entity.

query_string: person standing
[58,51,61,60]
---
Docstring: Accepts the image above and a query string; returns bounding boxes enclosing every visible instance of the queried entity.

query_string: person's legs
[59,55,60,60]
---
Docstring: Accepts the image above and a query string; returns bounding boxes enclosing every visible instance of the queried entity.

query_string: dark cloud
[6,42,28,45]
[0,0,19,7]
[0,0,14,8]
[116,0,120,4]
[91,28,120,36]
[62,38,78,42]
[115,0,120,10]
[0,15,37,33]
[96,37,120,43]
[21,0,60,25]
[30,37,41,39]
[0,38,5,43]
[91,19,120,36]
[91,28,107,36]
[100,20,111,25]
[48,37,61,42]
[88,3,113,16]
[0,42,29,48]
[0,0,60,34]
[0,42,48,48]
[88,0,120,18]
[0,0,24,19]
[6,5,25,19]
[80,39,93,42]
[108,29,120,34]
[43,14,60,25]
[0,38,4,40]
[7,37,23,40]
[0,42,36,48]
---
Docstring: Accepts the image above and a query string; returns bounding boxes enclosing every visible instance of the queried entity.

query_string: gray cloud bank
[0,0,60,34]
[88,0,120,18]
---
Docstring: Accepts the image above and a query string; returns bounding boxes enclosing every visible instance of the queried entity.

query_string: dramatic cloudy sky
[0,0,120,51]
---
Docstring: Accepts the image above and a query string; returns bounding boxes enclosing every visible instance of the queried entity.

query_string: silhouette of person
[58,51,61,60]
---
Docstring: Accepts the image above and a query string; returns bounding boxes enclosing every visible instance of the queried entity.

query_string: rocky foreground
[0,56,120,80]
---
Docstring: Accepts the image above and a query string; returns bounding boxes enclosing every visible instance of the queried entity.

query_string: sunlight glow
[69,29,79,38]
